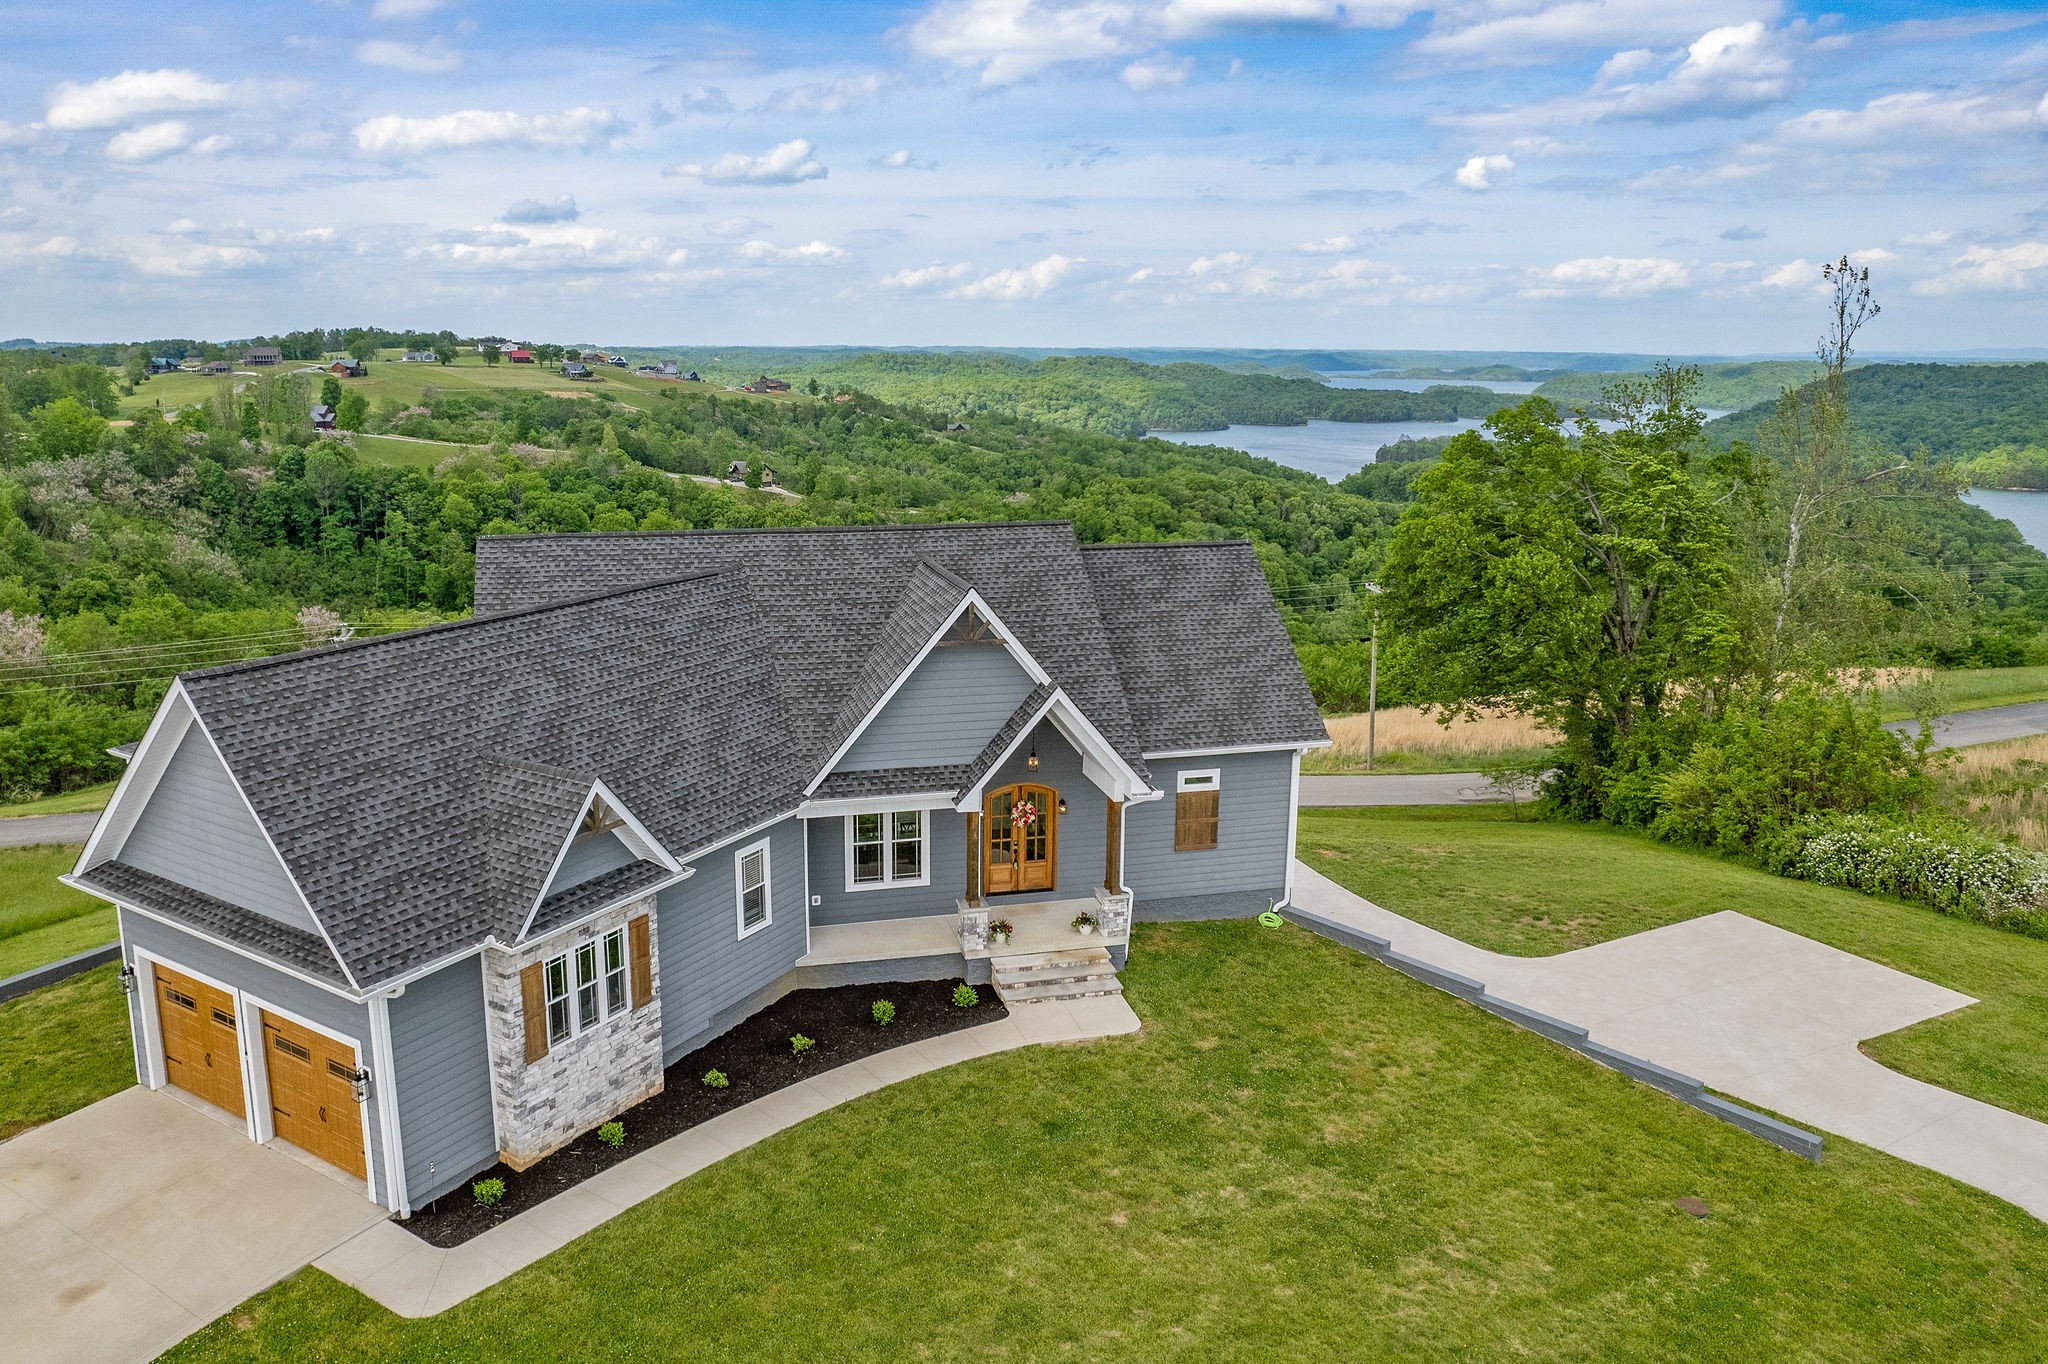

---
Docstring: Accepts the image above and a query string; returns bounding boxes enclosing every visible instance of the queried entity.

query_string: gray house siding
[546,829,638,897]
[981,720,1108,904]
[117,727,314,933]
[388,953,497,1207]
[837,642,1035,772]
[117,906,386,1200]
[807,807,967,925]
[1125,749,1295,908]
[655,817,809,1063]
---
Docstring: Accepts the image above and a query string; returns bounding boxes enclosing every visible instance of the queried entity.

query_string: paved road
[1894,699,2048,750]
[0,811,98,848]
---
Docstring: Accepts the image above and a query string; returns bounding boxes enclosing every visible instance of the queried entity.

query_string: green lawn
[1300,806,2048,1126]
[1302,745,1551,776]
[0,781,115,818]
[167,919,2048,1361]
[1886,665,2048,719]
[0,844,113,979]
[351,434,478,469]
[0,962,132,1141]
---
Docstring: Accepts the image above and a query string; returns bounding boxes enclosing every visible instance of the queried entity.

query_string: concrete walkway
[1290,861,2048,1220]
[0,810,99,847]
[317,994,1141,1318]
[0,1085,386,1364]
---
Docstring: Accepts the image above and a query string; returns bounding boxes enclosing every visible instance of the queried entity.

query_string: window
[574,941,600,1030]
[544,954,571,1045]
[1175,769,1221,852]
[604,928,628,1014]
[847,809,927,890]
[737,840,772,937]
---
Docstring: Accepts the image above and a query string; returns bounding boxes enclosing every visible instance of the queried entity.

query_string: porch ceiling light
[1026,742,1039,771]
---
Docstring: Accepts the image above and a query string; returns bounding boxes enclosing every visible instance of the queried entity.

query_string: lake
[1323,373,1543,394]
[1965,488,2048,553]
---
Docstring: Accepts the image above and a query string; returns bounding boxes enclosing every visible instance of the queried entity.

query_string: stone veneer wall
[481,894,665,1169]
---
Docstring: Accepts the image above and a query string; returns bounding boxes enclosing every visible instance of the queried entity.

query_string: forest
[1707,362,2048,459]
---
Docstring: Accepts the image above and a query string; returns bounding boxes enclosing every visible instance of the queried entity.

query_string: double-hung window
[848,809,927,890]
[545,925,633,1046]
[603,928,628,1014]
[737,840,772,937]
[544,955,572,1046]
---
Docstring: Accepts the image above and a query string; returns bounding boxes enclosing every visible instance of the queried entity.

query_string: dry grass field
[1937,735,2048,849]
[1306,706,1556,774]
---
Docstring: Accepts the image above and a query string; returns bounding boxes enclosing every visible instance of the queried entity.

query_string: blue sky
[1,0,2044,352]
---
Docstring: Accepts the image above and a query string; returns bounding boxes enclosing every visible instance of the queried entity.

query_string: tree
[433,342,457,366]
[344,333,379,364]
[481,344,502,367]
[335,392,369,432]
[25,397,108,461]
[1380,368,1735,818]
[239,398,261,441]
[320,375,343,409]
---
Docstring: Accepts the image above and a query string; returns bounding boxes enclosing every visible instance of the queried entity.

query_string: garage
[154,964,245,1118]
[260,1012,367,1180]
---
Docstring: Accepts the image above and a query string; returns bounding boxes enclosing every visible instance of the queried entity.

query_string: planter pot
[989,933,1010,947]
[1075,923,1096,936]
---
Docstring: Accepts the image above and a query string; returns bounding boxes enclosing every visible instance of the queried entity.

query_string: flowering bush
[1792,814,2048,936]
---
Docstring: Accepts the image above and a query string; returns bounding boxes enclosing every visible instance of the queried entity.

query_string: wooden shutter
[628,914,653,1010]
[1175,790,1220,852]
[519,962,549,1064]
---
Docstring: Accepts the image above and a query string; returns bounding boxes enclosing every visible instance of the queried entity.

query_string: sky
[1,0,2045,354]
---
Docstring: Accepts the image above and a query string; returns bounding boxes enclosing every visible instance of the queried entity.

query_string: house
[725,460,748,480]
[581,351,610,364]
[634,365,662,378]
[401,351,438,364]
[66,523,1326,1217]
[311,404,336,431]
[608,356,628,368]
[504,348,534,364]
[561,362,591,379]
[329,359,366,377]
[685,371,702,383]
[199,360,233,375]
[752,376,792,393]
[245,347,283,366]
[659,360,679,378]
[148,357,182,374]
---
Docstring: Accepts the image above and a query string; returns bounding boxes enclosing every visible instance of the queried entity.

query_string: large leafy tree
[1381,366,1735,817]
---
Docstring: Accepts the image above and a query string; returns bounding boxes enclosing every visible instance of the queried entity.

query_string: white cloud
[0,121,37,148]
[1525,255,1690,296]
[1758,257,1817,289]
[1898,230,1953,247]
[1454,153,1514,189]
[881,149,917,168]
[47,68,232,130]
[1416,0,1782,67]
[737,238,849,265]
[1176,251,1279,296]
[413,222,682,273]
[134,244,265,276]
[761,73,892,115]
[105,121,192,163]
[1766,89,2042,150]
[502,195,580,224]
[671,139,827,185]
[1122,52,1195,92]
[1297,235,1357,253]
[1916,242,2048,295]
[369,0,450,16]
[948,252,1080,299]
[705,216,769,238]
[1598,22,1792,120]
[356,39,463,74]
[353,107,627,156]
[880,261,976,289]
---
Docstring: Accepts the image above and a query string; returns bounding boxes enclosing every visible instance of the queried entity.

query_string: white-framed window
[846,809,928,890]
[1175,768,1222,853]
[737,839,772,938]
[546,924,634,1045]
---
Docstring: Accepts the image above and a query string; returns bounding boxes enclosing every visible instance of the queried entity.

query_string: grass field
[1299,805,2048,1126]
[0,781,114,818]
[0,962,131,1141]
[349,433,479,469]
[163,918,2048,1361]
[1304,706,1555,775]
[1885,665,2048,719]
[0,844,112,979]
[1938,734,2048,848]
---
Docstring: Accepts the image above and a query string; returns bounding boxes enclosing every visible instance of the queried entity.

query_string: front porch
[799,895,1131,970]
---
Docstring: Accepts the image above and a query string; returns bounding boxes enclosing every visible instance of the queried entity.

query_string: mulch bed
[401,977,1006,1247]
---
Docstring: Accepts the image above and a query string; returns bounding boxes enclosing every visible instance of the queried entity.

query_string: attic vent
[941,605,995,646]
[580,797,625,836]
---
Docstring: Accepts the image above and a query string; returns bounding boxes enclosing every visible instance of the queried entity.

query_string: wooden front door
[261,1012,367,1180]
[155,964,245,1118]
[985,784,1056,895]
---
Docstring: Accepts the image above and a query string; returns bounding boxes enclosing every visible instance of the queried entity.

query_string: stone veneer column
[480,893,665,1170]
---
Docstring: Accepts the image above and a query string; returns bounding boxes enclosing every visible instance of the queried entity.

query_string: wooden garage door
[260,1012,367,1180]
[155,964,245,1118]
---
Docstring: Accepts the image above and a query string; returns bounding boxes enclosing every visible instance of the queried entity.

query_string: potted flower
[1071,910,1098,936]
[988,917,1014,946]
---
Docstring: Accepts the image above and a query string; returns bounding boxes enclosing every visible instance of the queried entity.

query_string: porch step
[991,947,1122,1005]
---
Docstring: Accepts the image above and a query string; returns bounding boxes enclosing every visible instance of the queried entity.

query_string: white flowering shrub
[1793,814,2048,935]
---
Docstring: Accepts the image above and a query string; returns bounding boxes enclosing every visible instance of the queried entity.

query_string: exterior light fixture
[1056,797,1068,815]
[1026,742,1039,771]
[119,964,137,994]
[350,1067,372,1104]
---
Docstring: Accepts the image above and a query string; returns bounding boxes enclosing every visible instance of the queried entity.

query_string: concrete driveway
[0,1085,387,1363]
[1291,862,2048,1221]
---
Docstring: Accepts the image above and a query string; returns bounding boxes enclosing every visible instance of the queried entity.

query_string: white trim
[796,792,957,821]
[117,912,143,1087]
[368,995,408,1215]
[676,811,791,865]
[734,838,773,939]
[590,778,685,873]
[242,985,379,1206]
[842,809,931,893]
[518,781,602,943]
[1142,740,1331,760]
[81,893,365,1001]
[516,781,684,943]
[802,826,813,958]
[804,589,1051,796]
[1175,768,1222,792]
[517,870,691,952]
[132,953,165,1090]
[134,947,257,1137]
[955,688,1155,809]
[77,684,197,870]
[1281,749,1302,909]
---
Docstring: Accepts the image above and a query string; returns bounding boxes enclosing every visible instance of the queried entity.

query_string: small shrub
[791,1033,814,1055]
[598,1121,625,1148]
[701,1068,729,1088]
[871,999,896,1026]
[952,983,979,1008]
[472,1177,505,1207]
[1792,813,2048,928]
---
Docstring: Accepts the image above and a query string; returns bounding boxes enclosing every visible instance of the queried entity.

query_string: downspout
[1280,749,1304,910]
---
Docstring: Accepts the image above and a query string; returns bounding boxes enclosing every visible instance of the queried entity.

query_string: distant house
[504,348,534,364]
[725,460,748,480]
[608,356,628,368]
[199,360,233,375]
[659,360,678,378]
[329,359,366,377]
[581,351,609,364]
[311,404,337,431]
[148,357,181,374]
[753,376,792,393]
[561,362,591,379]
[634,365,662,378]
[244,347,282,366]
[401,351,438,363]
[685,370,702,383]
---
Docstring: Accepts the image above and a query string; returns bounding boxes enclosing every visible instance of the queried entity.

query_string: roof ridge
[180,571,735,685]
[479,520,1077,543]
[1080,538,1254,551]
